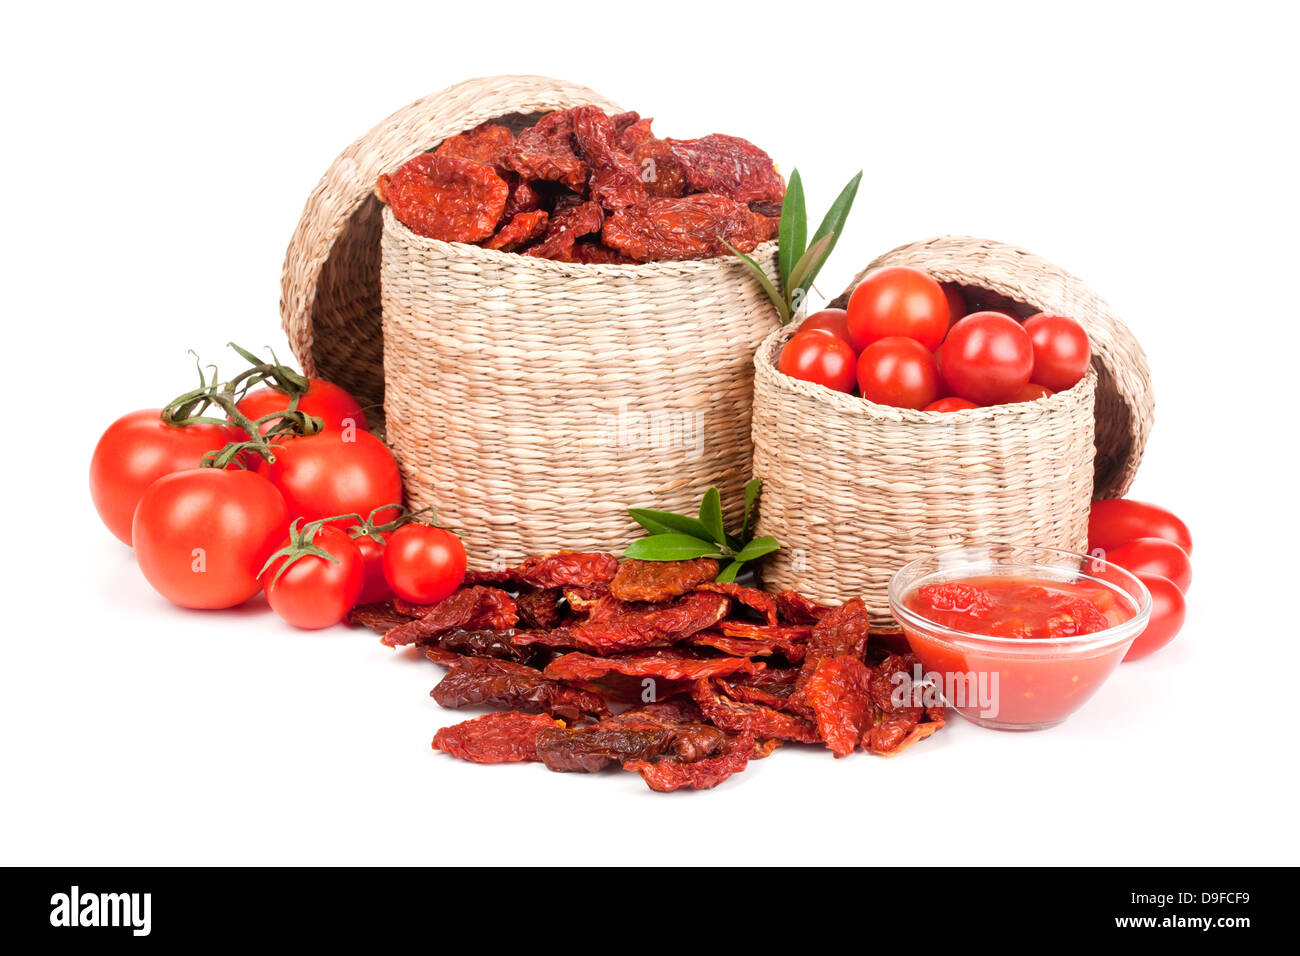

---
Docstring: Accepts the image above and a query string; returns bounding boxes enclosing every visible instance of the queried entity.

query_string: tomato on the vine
[1105,537,1192,593]
[846,266,950,352]
[1088,499,1193,557]
[382,523,467,605]
[258,430,402,528]
[1023,313,1091,393]
[260,523,365,629]
[132,469,289,609]
[798,309,856,350]
[940,311,1034,405]
[90,410,247,546]
[856,337,943,410]
[350,532,392,605]
[237,379,368,434]
[1123,573,1186,662]
[777,329,858,392]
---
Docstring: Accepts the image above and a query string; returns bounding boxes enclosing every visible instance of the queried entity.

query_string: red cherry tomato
[259,430,403,528]
[941,283,967,327]
[846,266,950,352]
[1012,382,1054,403]
[351,531,393,605]
[90,410,247,546]
[924,396,980,412]
[777,329,858,393]
[941,311,1034,405]
[382,524,467,605]
[856,337,943,409]
[1088,499,1193,557]
[797,308,855,350]
[260,525,365,629]
[237,379,368,434]
[1105,537,1192,594]
[1123,573,1186,661]
[132,469,289,609]
[1023,313,1092,392]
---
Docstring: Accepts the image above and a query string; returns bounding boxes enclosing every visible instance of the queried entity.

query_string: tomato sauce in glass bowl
[889,545,1152,731]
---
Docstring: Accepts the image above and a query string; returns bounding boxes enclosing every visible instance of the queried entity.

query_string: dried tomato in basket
[502,109,588,191]
[571,105,646,210]
[483,209,549,252]
[666,134,785,203]
[525,200,605,261]
[382,153,509,242]
[435,122,515,168]
[629,138,690,198]
[602,194,763,262]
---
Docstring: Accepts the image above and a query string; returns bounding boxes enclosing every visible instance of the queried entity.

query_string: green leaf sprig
[623,479,779,583]
[726,168,863,324]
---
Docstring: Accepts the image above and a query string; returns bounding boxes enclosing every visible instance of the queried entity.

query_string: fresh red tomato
[1088,499,1193,557]
[260,524,365,629]
[941,283,967,327]
[1123,573,1186,661]
[132,469,289,609]
[941,311,1034,405]
[90,410,247,546]
[1012,382,1054,402]
[1023,313,1092,392]
[351,531,393,605]
[846,266,949,352]
[856,337,943,409]
[1103,537,1192,593]
[237,379,368,434]
[382,524,467,605]
[777,329,858,392]
[924,396,980,412]
[798,308,855,350]
[259,430,403,527]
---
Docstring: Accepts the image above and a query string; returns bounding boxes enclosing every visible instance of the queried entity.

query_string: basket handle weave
[280,75,623,377]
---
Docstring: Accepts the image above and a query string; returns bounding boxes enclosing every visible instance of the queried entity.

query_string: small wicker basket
[751,235,1154,627]
[282,76,780,566]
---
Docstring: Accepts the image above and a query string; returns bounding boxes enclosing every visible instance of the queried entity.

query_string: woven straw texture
[752,235,1154,625]
[281,75,623,414]
[382,207,778,566]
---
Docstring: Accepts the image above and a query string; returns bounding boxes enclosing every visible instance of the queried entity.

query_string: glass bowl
[888,543,1152,731]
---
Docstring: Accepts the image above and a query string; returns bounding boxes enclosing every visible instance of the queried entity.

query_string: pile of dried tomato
[348,551,945,791]
[374,107,784,263]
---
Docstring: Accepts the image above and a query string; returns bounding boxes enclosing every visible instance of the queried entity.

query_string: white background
[2,1,1297,866]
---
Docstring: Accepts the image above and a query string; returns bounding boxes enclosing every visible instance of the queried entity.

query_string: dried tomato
[382,587,519,647]
[696,581,779,625]
[517,551,619,590]
[689,631,806,664]
[624,734,755,792]
[751,212,780,243]
[715,669,801,711]
[602,195,762,262]
[502,109,588,191]
[570,241,636,265]
[535,710,726,773]
[617,116,656,152]
[666,134,785,203]
[524,201,605,261]
[610,558,719,603]
[802,656,874,758]
[570,105,646,210]
[432,711,562,764]
[517,591,730,653]
[516,588,564,630]
[864,653,946,755]
[345,601,415,634]
[774,590,834,625]
[382,153,509,242]
[431,656,610,723]
[423,629,531,663]
[543,648,764,682]
[609,110,642,135]
[435,122,515,167]
[500,177,542,222]
[691,679,820,743]
[483,209,549,252]
[629,139,689,198]
[797,597,871,685]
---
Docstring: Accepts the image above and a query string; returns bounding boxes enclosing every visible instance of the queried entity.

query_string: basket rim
[754,318,1097,424]
[382,205,778,278]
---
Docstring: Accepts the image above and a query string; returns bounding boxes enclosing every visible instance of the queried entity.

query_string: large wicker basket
[752,236,1154,627]
[282,76,779,566]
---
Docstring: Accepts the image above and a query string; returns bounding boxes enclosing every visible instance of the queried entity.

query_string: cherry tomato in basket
[258,430,402,528]
[924,396,980,412]
[260,524,365,629]
[798,309,856,350]
[1023,313,1092,393]
[237,379,369,434]
[351,529,394,605]
[90,410,248,546]
[1103,537,1192,594]
[1012,382,1055,403]
[1088,499,1193,557]
[777,329,858,392]
[856,337,943,409]
[132,469,289,609]
[941,311,1034,405]
[382,524,467,605]
[846,266,950,352]
[1123,573,1186,661]
[941,283,967,327]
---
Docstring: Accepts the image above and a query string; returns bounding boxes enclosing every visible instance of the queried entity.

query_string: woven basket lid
[829,236,1154,499]
[280,75,623,415]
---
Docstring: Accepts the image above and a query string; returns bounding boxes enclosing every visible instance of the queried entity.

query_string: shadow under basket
[751,235,1154,627]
